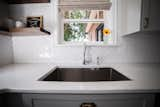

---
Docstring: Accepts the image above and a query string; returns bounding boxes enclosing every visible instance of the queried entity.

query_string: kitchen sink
[40,68,130,82]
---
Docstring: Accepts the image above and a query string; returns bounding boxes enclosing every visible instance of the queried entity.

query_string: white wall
[91,32,160,64]
[0,35,13,66]
[51,32,160,64]
[12,36,54,63]
[9,1,160,64]
[11,33,160,64]
[0,1,13,66]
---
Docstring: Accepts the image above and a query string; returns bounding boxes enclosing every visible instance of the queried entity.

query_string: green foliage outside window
[64,10,90,41]
[64,23,86,41]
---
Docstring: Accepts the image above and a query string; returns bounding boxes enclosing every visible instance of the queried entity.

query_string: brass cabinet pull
[81,103,96,107]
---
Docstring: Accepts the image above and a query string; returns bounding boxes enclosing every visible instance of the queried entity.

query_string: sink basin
[40,68,130,82]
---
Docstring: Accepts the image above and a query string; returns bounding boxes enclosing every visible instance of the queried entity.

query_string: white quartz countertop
[0,63,160,94]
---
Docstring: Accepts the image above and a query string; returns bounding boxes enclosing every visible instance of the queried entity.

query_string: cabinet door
[0,95,3,107]
[141,0,160,31]
[22,94,155,107]
[118,0,142,36]
[0,94,5,107]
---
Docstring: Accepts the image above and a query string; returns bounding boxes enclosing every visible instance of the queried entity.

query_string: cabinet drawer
[33,99,147,107]
[22,94,155,107]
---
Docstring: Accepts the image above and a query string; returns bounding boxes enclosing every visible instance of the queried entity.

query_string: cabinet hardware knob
[143,17,149,29]
[81,103,96,107]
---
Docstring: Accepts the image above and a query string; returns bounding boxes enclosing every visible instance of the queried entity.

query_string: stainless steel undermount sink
[40,68,130,82]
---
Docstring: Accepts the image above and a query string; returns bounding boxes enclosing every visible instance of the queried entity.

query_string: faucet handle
[96,56,100,65]
[85,56,92,64]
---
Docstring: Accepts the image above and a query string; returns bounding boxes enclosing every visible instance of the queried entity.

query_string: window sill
[54,42,120,47]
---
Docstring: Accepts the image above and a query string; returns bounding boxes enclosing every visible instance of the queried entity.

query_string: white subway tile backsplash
[0,35,13,66]
[12,36,54,63]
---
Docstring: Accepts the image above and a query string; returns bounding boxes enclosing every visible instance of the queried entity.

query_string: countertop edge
[1,89,160,94]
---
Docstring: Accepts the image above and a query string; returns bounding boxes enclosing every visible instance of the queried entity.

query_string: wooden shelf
[0,27,10,36]
[0,31,10,36]
[10,28,51,36]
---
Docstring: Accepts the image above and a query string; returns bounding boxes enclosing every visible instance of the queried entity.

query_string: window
[63,10,105,42]
[58,0,117,45]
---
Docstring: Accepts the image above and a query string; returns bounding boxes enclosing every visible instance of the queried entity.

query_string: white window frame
[57,0,118,46]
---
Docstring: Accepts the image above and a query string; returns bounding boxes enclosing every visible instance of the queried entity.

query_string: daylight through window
[58,0,117,44]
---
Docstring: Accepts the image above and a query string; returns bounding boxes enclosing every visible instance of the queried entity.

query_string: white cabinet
[117,0,142,36]
[141,0,160,31]
[118,0,160,36]
[22,94,155,107]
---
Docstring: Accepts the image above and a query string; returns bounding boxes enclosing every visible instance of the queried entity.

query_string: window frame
[58,0,118,46]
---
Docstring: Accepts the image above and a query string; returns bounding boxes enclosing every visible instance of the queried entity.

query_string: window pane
[64,10,105,19]
[64,22,106,42]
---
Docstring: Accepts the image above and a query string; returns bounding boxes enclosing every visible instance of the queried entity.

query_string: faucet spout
[83,44,92,65]
[83,44,87,65]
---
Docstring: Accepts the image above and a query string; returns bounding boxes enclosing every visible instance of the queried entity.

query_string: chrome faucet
[83,44,92,65]
[83,44,87,65]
